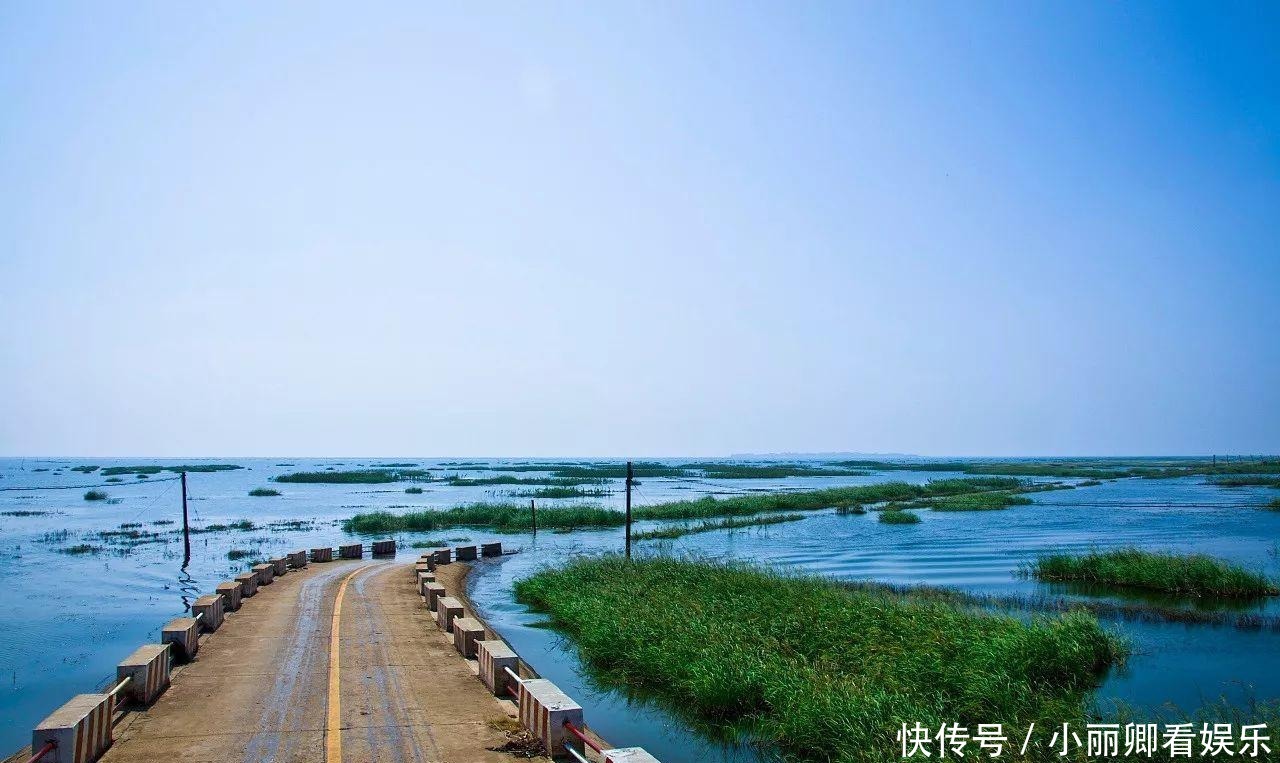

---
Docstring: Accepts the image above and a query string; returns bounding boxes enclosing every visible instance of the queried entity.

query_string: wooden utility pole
[625,461,633,559]
[530,499,537,537]
[181,471,191,564]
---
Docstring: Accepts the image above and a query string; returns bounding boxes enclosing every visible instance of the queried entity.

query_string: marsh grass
[344,503,620,534]
[344,478,1023,534]
[275,468,431,484]
[1028,549,1279,597]
[909,493,1034,511]
[248,488,281,497]
[518,486,614,499]
[446,475,607,487]
[405,487,424,494]
[101,464,241,476]
[1210,476,1280,488]
[409,537,471,548]
[515,557,1124,763]
[632,513,806,541]
[70,465,99,473]
[679,463,868,479]
[879,509,920,524]
[1268,498,1280,511]
[83,490,108,501]
[60,544,103,555]
[227,549,253,560]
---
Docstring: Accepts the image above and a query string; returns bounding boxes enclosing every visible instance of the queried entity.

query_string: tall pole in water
[530,499,537,537]
[181,471,191,564]
[625,461,633,559]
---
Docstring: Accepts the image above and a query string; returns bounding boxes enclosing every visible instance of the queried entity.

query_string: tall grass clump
[275,468,430,484]
[248,488,281,497]
[917,493,1033,511]
[83,490,108,501]
[405,486,424,494]
[1028,549,1279,597]
[344,503,623,534]
[516,557,1124,763]
[879,509,920,524]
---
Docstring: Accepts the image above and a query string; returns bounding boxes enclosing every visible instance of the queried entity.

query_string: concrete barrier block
[192,594,224,632]
[216,581,243,611]
[288,550,308,568]
[116,644,171,706]
[270,557,289,577]
[456,545,478,561]
[416,571,436,597]
[423,582,446,611]
[518,678,584,758]
[311,547,333,563]
[603,749,662,763]
[32,693,115,763]
[251,563,275,586]
[481,542,503,557]
[413,561,431,577]
[432,548,452,566]
[339,543,363,559]
[452,617,485,657]
[478,640,519,696]
[435,596,464,633]
[234,572,259,597]
[372,539,396,556]
[161,617,200,661]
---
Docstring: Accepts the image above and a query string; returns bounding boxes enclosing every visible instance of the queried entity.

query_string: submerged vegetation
[60,543,103,555]
[632,513,806,541]
[274,468,430,484]
[1028,549,1279,597]
[515,557,1124,763]
[248,488,281,497]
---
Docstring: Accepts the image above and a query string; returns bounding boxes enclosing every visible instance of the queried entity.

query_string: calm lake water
[1,457,1278,759]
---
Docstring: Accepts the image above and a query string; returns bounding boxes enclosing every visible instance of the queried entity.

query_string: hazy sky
[1,3,1277,457]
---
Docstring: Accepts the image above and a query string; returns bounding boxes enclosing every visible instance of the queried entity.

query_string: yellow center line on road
[326,564,371,763]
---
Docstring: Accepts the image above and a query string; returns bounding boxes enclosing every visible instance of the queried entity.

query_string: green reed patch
[248,488,282,497]
[60,544,103,555]
[446,475,609,487]
[409,537,471,548]
[879,509,920,524]
[83,490,109,501]
[679,463,869,479]
[274,468,431,484]
[1027,549,1279,597]
[633,513,806,540]
[70,465,100,473]
[518,486,615,499]
[227,549,254,560]
[405,486,424,494]
[101,464,241,476]
[1210,476,1280,488]
[913,493,1034,511]
[344,503,623,534]
[515,557,1124,763]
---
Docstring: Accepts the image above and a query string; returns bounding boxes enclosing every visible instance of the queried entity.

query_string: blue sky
[1,2,1276,457]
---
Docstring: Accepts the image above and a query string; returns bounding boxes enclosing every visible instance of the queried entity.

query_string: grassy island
[1028,549,1279,597]
[515,557,1124,762]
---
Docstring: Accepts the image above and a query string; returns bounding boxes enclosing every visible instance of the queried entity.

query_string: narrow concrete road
[97,559,534,763]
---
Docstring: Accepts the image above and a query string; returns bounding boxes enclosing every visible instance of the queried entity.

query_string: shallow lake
[1,458,1277,759]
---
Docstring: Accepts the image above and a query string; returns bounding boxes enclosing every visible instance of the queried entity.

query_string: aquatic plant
[1210,476,1280,488]
[405,486,424,494]
[83,490,108,501]
[70,465,100,473]
[515,557,1124,763]
[633,513,806,540]
[919,493,1033,511]
[101,464,241,476]
[345,503,620,534]
[248,488,282,497]
[879,509,920,524]
[227,549,254,560]
[1027,548,1279,597]
[60,544,103,555]
[274,468,431,484]
[104,477,123,483]
[1268,498,1280,511]
[446,475,607,487]
[519,486,614,499]
[409,537,471,547]
[679,463,868,479]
